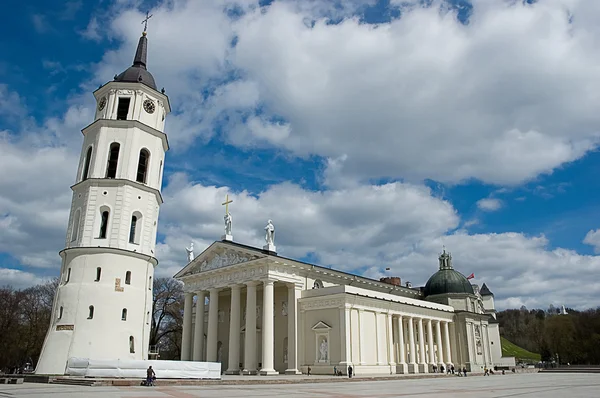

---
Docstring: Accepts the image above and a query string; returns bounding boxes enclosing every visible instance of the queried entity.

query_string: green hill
[501,337,541,362]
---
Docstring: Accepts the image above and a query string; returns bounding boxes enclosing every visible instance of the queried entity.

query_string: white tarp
[66,357,221,379]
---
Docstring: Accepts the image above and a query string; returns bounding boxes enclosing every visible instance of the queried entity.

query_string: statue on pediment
[224,212,233,236]
[265,220,275,246]
[185,242,194,263]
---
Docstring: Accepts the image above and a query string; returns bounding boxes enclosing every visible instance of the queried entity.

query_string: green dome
[424,268,474,297]
[423,249,474,297]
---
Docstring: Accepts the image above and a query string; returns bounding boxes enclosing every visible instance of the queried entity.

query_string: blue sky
[2,0,600,310]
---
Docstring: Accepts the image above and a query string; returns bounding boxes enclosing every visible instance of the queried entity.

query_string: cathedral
[175,235,516,375]
[33,23,514,377]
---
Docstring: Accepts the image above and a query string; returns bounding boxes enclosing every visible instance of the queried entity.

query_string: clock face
[143,99,156,114]
[98,97,107,111]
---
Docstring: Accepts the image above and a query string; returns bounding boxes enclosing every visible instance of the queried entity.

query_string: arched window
[122,308,127,321]
[129,336,135,353]
[148,276,152,290]
[82,147,93,181]
[95,267,101,282]
[146,311,150,325]
[105,143,120,179]
[129,215,138,244]
[99,210,109,239]
[71,210,81,242]
[136,149,150,183]
[65,268,71,283]
[59,306,63,319]
[125,271,131,285]
[88,305,94,319]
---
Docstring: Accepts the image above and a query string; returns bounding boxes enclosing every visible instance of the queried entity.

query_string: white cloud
[476,198,503,212]
[583,229,600,253]
[151,175,600,310]
[230,0,600,185]
[0,268,46,289]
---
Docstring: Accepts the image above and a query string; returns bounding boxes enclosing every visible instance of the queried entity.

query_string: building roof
[423,250,475,297]
[114,32,157,90]
[480,283,494,296]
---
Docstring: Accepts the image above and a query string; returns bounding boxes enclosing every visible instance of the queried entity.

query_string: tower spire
[132,32,148,70]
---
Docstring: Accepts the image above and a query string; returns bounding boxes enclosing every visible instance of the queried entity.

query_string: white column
[226,285,242,374]
[387,314,395,367]
[339,305,352,368]
[206,288,219,362]
[443,321,453,366]
[417,318,428,373]
[435,321,445,366]
[358,309,365,364]
[260,280,277,375]
[192,291,206,361]
[243,282,258,374]
[396,316,406,370]
[427,319,435,366]
[407,317,417,373]
[285,284,301,374]
[181,292,193,361]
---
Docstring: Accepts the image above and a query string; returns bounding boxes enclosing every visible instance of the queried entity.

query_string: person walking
[462,366,467,377]
[146,366,156,386]
[307,366,311,376]
[348,365,353,378]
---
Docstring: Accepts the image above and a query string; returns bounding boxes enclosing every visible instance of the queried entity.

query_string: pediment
[312,321,332,331]
[174,242,264,278]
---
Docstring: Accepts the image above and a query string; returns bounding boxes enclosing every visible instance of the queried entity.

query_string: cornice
[81,118,169,152]
[71,178,163,205]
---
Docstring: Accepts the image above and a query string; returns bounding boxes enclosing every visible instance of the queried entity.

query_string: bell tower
[36,28,170,374]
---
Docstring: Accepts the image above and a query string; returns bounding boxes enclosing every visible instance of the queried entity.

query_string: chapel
[175,229,516,375]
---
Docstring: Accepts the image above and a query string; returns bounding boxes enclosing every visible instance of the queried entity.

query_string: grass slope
[501,337,541,362]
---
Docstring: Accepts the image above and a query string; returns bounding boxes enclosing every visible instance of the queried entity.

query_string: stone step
[50,378,97,387]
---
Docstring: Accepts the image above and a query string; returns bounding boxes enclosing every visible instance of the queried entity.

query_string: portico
[173,240,485,376]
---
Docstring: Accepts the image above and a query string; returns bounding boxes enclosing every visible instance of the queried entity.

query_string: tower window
[129,215,138,244]
[122,308,127,321]
[158,160,163,186]
[82,147,93,181]
[148,276,152,290]
[125,271,131,285]
[99,210,109,239]
[71,210,81,242]
[116,97,131,120]
[136,149,150,183]
[88,305,94,319]
[106,143,120,178]
[66,268,71,284]
[146,311,150,325]
[129,336,135,353]
[58,306,63,319]
[95,267,101,282]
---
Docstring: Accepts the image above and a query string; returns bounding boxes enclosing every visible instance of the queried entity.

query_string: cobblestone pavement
[2,373,600,398]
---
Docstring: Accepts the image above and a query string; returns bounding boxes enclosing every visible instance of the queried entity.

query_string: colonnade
[180,280,301,375]
[393,315,453,373]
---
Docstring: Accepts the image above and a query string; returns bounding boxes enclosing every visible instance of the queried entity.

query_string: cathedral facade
[175,240,515,375]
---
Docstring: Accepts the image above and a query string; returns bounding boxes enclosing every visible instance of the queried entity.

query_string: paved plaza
[2,373,600,398]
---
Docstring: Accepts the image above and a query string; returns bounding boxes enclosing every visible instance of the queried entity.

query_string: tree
[150,277,184,360]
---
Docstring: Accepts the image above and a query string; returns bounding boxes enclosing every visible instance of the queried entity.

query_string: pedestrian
[307,366,311,376]
[334,366,337,376]
[146,366,155,387]
[462,366,467,377]
[440,365,445,374]
[451,365,455,374]
[348,365,353,378]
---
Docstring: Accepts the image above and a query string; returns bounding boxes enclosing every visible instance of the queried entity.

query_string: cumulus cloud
[231,0,600,185]
[583,229,600,253]
[476,198,503,212]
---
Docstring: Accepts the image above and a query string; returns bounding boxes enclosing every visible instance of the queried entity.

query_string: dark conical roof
[423,249,474,297]
[114,32,157,90]
[480,283,493,296]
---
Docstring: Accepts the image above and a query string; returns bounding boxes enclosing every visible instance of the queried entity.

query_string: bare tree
[150,277,184,359]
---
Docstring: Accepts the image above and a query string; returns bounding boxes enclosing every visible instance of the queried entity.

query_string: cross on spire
[141,11,153,33]
[222,194,233,214]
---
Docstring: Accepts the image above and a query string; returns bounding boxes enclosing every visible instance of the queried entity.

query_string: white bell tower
[36,29,170,375]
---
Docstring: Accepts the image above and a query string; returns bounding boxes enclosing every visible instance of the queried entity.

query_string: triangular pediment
[312,321,332,331]
[174,241,265,278]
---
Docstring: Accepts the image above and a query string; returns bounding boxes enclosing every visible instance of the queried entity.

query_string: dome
[114,32,157,91]
[423,250,474,297]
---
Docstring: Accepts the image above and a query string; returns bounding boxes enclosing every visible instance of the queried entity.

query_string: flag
[467,273,475,280]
